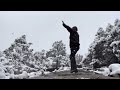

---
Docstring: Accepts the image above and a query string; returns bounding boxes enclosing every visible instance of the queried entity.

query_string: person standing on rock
[62,21,80,73]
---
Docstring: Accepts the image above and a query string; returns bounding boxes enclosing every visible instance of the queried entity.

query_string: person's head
[72,26,78,31]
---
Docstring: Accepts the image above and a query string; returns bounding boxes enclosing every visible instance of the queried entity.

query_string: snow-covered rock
[108,63,120,76]
[5,76,11,79]
[52,67,70,72]
[44,71,51,75]
[28,72,37,78]
[9,71,29,79]
[35,71,42,76]
[81,77,90,79]
[28,70,45,78]
[94,64,120,77]
[100,67,110,76]
[19,71,29,79]
[63,67,70,71]
[94,67,110,76]
[108,63,120,72]
[109,69,120,76]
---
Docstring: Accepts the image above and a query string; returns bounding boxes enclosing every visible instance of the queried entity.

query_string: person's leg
[70,48,74,71]
[70,47,79,73]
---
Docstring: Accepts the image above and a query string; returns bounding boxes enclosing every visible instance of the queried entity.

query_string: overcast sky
[0,11,120,57]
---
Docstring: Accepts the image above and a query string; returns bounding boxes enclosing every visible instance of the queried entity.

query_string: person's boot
[70,69,78,73]
[70,54,78,73]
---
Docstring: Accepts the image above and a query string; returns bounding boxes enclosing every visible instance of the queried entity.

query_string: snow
[90,59,98,65]
[62,67,70,71]
[110,41,120,47]
[14,71,29,79]
[28,72,37,78]
[0,71,6,79]
[108,63,120,76]
[35,71,42,76]
[5,76,11,79]
[109,69,120,76]
[28,71,51,78]
[52,67,70,73]
[81,66,92,71]
[0,35,75,79]
[94,67,110,76]
[93,64,120,77]
[81,77,90,79]
[108,63,120,72]
[89,70,94,72]
[44,71,51,75]
[117,50,120,53]
[58,67,70,72]
[8,71,42,79]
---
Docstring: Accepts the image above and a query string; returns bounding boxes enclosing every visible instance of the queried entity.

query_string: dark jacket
[63,23,80,48]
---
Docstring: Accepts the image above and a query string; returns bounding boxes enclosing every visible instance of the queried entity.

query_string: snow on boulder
[19,71,29,79]
[35,71,42,76]
[56,67,63,71]
[53,67,70,72]
[109,69,120,76]
[28,70,46,78]
[12,71,29,79]
[28,72,37,78]
[44,71,51,75]
[100,67,110,76]
[63,67,70,71]
[81,77,90,79]
[94,67,110,76]
[108,63,120,77]
[0,71,6,79]
[108,63,120,72]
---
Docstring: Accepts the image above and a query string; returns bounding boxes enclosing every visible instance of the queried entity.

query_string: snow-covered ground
[0,65,71,79]
[52,67,70,73]
[94,67,110,76]
[94,63,120,77]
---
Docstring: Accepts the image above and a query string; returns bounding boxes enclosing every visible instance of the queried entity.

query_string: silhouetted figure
[62,21,80,73]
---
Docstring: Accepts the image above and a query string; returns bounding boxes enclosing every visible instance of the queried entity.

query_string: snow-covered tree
[0,51,3,57]
[46,40,69,69]
[84,19,120,68]
[46,40,66,58]
[2,35,40,74]
[75,54,83,65]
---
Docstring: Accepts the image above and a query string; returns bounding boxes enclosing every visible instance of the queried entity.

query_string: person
[62,21,80,73]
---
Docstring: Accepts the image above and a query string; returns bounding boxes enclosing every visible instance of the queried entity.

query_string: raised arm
[62,21,72,33]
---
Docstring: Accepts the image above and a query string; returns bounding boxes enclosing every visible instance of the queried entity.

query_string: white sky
[0,11,120,57]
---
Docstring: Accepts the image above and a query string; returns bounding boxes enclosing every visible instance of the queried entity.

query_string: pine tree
[46,40,69,68]
[3,35,37,74]
[84,19,120,68]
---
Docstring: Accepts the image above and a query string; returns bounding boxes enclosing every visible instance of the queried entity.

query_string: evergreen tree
[84,19,120,68]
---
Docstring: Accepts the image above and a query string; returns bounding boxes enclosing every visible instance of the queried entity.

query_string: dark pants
[70,46,79,71]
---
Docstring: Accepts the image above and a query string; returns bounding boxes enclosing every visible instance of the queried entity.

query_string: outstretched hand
[62,21,64,24]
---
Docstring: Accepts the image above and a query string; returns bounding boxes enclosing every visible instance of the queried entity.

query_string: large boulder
[108,63,120,77]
